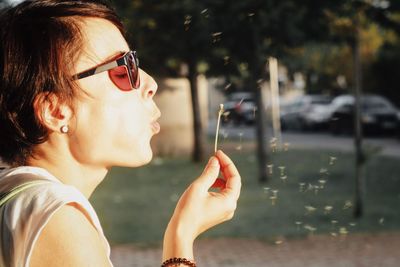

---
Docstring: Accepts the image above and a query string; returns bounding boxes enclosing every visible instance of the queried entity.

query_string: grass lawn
[91,142,400,246]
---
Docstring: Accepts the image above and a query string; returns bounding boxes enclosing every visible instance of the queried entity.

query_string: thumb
[197,156,220,189]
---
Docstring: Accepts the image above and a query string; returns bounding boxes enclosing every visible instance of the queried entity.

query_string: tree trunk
[254,79,269,183]
[352,16,365,218]
[249,19,269,183]
[187,58,205,162]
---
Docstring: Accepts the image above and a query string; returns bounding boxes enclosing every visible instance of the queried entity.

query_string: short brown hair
[0,0,125,166]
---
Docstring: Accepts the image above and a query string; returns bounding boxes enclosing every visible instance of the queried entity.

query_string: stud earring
[60,125,69,134]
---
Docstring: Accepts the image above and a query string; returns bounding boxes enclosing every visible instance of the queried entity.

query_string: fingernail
[209,157,219,166]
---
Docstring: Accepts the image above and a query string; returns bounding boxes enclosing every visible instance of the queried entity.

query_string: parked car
[222,92,256,125]
[280,95,333,131]
[329,94,399,135]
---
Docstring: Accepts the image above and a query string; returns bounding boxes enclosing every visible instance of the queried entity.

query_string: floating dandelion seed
[278,166,285,176]
[314,185,320,194]
[270,137,278,152]
[339,227,349,235]
[212,32,222,37]
[222,111,230,123]
[222,131,229,141]
[305,205,317,214]
[318,179,327,189]
[263,187,270,194]
[283,142,290,151]
[214,104,224,152]
[236,132,243,151]
[224,83,232,90]
[248,12,255,17]
[379,218,385,225]
[329,156,337,165]
[267,164,273,175]
[299,183,306,192]
[275,240,283,245]
[270,143,277,152]
[295,221,302,230]
[343,200,353,210]
[184,15,192,30]
[269,195,277,205]
[307,183,314,192]
[224,56,230,65]
[200,8,208,14]
[320,168,328,175]
[211,32,222,43]
[324,206,333,214]
[304,224,317,235]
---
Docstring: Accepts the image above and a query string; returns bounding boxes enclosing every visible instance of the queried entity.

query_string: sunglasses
[73,50,140,91]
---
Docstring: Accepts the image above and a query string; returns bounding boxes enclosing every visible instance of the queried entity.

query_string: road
[208,121,400,157]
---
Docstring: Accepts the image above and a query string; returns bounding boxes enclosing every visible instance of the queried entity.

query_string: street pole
[269,57,282,148]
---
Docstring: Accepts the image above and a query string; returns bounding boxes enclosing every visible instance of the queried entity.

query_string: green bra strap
[0,181,48,207]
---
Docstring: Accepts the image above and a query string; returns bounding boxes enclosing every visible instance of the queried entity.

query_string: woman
[0,0,241,266]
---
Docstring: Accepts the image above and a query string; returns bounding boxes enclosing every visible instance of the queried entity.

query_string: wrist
[162,220,195,261]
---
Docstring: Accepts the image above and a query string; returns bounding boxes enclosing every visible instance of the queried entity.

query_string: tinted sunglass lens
[108,65,132,91]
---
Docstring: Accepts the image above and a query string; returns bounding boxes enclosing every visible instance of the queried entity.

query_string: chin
[117,149,153,168]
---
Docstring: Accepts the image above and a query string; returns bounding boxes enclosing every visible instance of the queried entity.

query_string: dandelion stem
[214,104,224,152]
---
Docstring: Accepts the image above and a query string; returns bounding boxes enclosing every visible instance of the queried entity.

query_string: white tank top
[0,166,113,267]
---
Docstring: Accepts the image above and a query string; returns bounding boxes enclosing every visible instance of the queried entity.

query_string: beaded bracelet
[161,257,196,267]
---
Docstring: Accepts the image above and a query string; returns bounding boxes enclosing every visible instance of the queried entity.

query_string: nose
[139,68,158,99]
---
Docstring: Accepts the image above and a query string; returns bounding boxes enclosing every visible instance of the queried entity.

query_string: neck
[26,144,108,199]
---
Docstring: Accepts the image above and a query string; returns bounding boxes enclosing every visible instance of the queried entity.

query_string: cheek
[70,95,151,165]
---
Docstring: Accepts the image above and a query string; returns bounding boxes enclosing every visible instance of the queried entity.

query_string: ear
[33,93,73,133]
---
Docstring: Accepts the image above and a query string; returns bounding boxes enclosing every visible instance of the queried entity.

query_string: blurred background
[2,0,400,266]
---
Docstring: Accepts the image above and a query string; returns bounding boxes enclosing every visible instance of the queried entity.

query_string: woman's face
[70,18,160,168]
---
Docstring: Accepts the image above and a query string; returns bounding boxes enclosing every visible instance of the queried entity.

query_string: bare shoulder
[30,204,112,267]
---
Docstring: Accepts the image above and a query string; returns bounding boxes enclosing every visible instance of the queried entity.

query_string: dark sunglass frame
[73,50,140,90]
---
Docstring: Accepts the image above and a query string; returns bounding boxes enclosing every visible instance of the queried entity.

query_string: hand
[163,150,241,260]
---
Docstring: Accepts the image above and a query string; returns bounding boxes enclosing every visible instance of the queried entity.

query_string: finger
[197,156,221,189]
[211,178,226,189]
[215,150,241,199]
